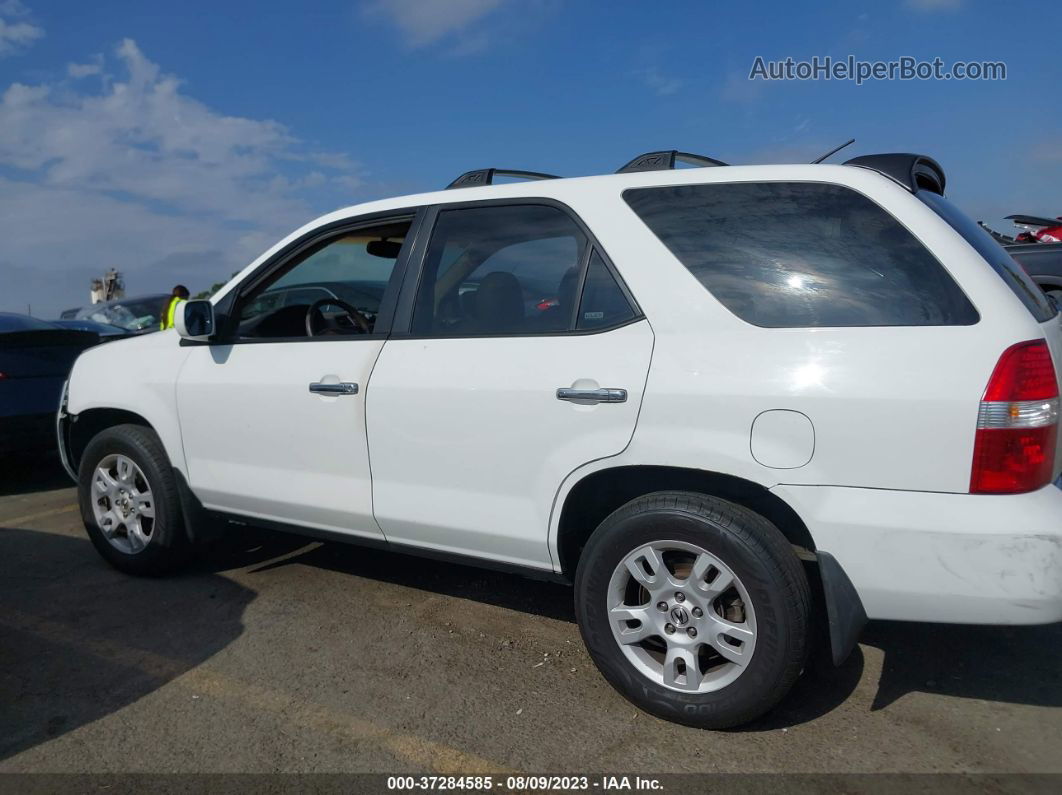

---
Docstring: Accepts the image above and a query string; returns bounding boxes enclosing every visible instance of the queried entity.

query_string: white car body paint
[175,339,386,539]
[366,321,654,569]
[64,163,1062,625]
[66,329,191,475]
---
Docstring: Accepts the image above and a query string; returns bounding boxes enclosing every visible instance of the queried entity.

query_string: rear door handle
[309,382,359,396]
[556,387,627,404]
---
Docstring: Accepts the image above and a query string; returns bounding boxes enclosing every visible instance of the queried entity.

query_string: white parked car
[58,151,1062,728]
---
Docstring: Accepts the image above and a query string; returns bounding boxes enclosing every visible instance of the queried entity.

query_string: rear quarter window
[624,181,979,328]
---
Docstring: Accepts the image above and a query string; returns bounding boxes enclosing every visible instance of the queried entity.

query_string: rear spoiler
[1005,214,1062,229]
[842,153,946,195]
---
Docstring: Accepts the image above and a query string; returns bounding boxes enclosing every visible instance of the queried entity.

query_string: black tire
[574,491,810,729]
[78,423,191,576]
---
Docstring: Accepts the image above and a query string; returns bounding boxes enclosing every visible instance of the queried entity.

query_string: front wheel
[78,423,191,576]
[575,491,810,729]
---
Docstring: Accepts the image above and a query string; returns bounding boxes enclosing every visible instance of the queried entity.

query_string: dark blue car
[0,313,101,456]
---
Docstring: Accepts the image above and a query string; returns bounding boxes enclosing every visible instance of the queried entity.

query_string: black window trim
[389,197,644,341]
[917,191,1055,324]
[621,179,981,330]
[183,206,429,346]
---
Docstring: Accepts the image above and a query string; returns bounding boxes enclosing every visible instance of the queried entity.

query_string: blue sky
[1,0,1059,316]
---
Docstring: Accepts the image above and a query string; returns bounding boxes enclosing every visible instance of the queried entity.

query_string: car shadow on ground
[0,526,255,761]
[200,523,577,623]
[0,452,72,497]
[861,620,1062,710]
[205,525,1062,730]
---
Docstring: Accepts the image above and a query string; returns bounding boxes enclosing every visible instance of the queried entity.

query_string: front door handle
[556,387,627,404]
[309,382,359,396]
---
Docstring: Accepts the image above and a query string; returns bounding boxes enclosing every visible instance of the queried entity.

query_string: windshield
[76,296,166,331]
[54,319,127,334]
[0,314,58,332]
[919,192,1056,323]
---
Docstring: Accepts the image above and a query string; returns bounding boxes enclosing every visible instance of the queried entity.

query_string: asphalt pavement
[1,453,1060,777]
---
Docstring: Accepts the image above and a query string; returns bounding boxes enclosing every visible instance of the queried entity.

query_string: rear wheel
[575,491,810,729]
[78,424,191,575]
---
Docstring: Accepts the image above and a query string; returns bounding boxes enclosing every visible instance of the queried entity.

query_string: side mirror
[174,300,216,341]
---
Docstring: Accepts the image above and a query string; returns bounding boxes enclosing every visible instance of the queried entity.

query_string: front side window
[412,204,589,336]
[236,218,410,339]
[624,182,979,328]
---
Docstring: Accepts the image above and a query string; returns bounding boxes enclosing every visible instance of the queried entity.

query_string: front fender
[65,331,191,476]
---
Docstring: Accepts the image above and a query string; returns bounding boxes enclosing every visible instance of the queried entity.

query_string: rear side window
[412,204,588,336]
[577,251,637,330]
[918,192,1055,323]
[624,182,979,328]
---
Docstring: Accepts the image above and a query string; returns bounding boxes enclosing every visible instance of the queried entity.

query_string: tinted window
[624,182,978,328]
[577,251,637,330]
[412,205,588,336]
[918,192,1055,322]
[237,218,409,339]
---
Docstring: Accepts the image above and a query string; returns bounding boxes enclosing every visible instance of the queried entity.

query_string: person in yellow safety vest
[160,285,190,330]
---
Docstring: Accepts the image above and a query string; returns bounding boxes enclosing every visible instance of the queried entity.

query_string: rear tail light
[970,340,1059,494]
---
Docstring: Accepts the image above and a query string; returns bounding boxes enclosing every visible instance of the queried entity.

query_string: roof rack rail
[842,153,946,195]
[446,169,559,190]
[616,150,728,174]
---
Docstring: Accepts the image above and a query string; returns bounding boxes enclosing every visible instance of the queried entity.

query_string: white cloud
[721,69,765,104]
[634,67,684,97]
[67,55,104,78]
[364,0,506,47]
[0,0,43,56]
[0,39,362,316]
[905,0,962,11]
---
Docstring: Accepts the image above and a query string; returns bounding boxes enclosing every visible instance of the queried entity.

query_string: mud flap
[173,469,222,544]
[818,550,868,666]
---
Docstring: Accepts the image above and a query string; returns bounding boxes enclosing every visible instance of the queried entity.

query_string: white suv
[58,151,1062,729]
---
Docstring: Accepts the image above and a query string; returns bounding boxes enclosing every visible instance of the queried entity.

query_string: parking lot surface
[1,455,1060,776]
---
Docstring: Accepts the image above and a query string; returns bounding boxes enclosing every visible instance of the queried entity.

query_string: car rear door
[365,201,654,570]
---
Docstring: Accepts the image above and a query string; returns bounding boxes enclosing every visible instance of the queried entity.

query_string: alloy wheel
[607,540,757,693]
[90,454,156,554]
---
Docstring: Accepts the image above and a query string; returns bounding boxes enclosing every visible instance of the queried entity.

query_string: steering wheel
[305,297,371,336]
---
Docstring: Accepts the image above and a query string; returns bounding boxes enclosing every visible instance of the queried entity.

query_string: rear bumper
[773,481,1062,625]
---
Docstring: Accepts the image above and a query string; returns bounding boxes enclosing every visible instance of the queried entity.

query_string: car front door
[175,212,418,539]
[366,202,655,570]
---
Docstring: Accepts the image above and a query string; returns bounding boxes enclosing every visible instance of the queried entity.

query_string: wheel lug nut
[664,623,675,634]
[656,601,668,612]
[687,628,697,638]
[692,607,703,618]
[674,592,685,602]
